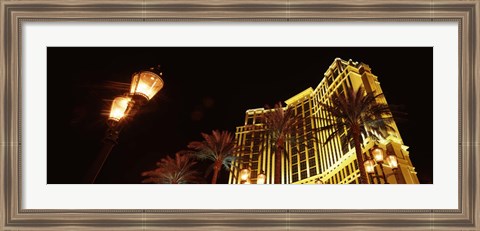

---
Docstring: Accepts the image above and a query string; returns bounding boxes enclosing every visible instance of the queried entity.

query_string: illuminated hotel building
[228,58,420,184]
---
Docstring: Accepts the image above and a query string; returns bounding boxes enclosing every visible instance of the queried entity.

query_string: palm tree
[187,130,237,184]
[260,103,305,184]
[141,152,203,184]
[318,85,395,184]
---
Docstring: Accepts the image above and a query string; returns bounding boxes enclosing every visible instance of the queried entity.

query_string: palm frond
[187,130,239,174]
[141,152,204,184]
[319,85,404,147]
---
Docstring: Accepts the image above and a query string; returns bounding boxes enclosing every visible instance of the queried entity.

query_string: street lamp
[372,146,384,163]
[387,154,399,169]
[84,66,164,184]
[130,69,164,101]
[108,96,131,122]
[364,145,399,184]
[363,159,375,175]
[315,178,324,184]
[372,145,388,183]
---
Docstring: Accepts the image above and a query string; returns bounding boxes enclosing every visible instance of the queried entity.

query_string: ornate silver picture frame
[1,0,478,230]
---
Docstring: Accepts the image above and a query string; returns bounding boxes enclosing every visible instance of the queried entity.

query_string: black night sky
[47,47,433,184]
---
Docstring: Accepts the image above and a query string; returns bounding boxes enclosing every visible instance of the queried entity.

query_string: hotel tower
[228,58,420,184]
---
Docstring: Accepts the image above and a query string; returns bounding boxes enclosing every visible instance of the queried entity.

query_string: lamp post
[364,145,399,184]
[84,66,164,183]
[371,145,388,183]
[363,157,376,183]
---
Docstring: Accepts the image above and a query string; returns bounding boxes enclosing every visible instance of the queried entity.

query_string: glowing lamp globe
[387,154,399,169]
[256,173,266,184]
[109,96,131,121]
[372,146,384,163]
[364,159,376,174]
[239,168,250,181]
[130,70,164,100]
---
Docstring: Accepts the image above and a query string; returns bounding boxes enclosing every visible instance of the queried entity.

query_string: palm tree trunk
[275,148,282,184]
[275,140,284,184]
[211,161,221,184]
[352,126,368,184]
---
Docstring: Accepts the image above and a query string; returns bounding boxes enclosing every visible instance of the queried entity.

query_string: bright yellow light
[364,159,375,174]
[372,147,384,163]
[315,179,324,184]
[239,168,250,181]
[130,71,164,100]
[257,173,266,184]
[109,96,131,121]
[243,179,251,184]
[387,155,398,169]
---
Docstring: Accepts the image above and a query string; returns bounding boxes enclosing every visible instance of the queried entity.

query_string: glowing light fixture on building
[257,172,266,184]
[368,145,400,184]
[387,154,398,169]
[372,145,384,163]
[364,159,375,174]
[239,168,251,181]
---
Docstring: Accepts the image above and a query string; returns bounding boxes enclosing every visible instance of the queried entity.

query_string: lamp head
[239,168,251,181]
[372,145,384,163]
[256,172,266,184]
[108,96,131,123]
[130,66,164,102]
[364,159,376,174]
[387,154,399,170]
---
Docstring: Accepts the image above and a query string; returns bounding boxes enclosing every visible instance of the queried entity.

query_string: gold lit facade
[228,58,420,184]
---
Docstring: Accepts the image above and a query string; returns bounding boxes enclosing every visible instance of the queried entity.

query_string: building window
[252,161,258,170]
[300,170,308,179]
[292,161,298,170]
[292,156,298,164]
[292,174,299,182]
[307,148,315,157]
[300,161,307,170]
[338,85,345,96]
[304,102,310,111]
[327,76,333,86]
[341,136,349,155]
[308,157,316,168]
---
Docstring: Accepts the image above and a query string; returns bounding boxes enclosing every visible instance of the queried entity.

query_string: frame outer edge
[461,1,479,229]
[473,0,479,230]
[0,0,478,230]
[0,1,5,230]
